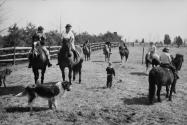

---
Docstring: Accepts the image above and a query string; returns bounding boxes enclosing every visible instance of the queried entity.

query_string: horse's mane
[172,54,184,71]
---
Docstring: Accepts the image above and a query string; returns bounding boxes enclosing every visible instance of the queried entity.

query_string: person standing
[106,62,115,88]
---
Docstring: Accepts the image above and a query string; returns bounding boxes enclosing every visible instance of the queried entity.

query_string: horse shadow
[121,96,149,105]
[130,72,148,76]
[0,85,25,96]
[43,81,58,86]
[5,106,48,113]
[87,86,107,91]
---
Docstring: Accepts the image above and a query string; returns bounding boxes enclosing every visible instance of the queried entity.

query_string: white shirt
[119,41,125,47]
[61,30,75,50]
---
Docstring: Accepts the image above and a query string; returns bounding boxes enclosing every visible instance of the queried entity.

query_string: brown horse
[83,44,91,61]
[119,46,129,63]
[103,45,111,62]
[148,54,183,104]
[31,47,48,84]
[58,40,83,84]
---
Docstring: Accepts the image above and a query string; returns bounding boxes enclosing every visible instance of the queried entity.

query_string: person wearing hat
[28,26,52,68]
[106,62,115,88]
[83,40,90,48]
[160,47,179,93]
[105,41,112,54]
[57,24,79,65]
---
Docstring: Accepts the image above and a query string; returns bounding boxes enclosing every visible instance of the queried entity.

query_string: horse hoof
[169,98,172,101]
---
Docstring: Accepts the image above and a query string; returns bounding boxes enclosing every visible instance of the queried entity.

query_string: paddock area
[0,46,187,125]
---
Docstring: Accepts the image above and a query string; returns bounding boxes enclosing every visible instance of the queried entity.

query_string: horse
[103,45,111,62]
[83,44,91,61]
[145,52,160,73]
[31,47,48,84]
[119,46,129,63]
[58,40,84,84]
[148,54,184,104]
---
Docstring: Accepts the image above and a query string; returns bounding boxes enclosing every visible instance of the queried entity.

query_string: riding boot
[72,49,78,62]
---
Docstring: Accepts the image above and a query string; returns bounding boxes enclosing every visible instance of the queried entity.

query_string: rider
[105,41,112,53]
[28,26,52,68]
[83,40,90,48]
[119,40,127,49]
[160,47,179,92]
[57,24,79,65]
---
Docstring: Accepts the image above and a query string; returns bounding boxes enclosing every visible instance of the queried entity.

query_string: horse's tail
[148,69,156,104]
[73,58,83,75]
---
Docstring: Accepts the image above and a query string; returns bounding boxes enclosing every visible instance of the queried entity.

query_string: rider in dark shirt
[106,62,115,88]
[28,26,52,68]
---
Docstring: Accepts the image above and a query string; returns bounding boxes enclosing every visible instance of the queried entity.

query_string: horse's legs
[157,85,162,102]
[33,68,39,84]
[68,67,72,84]
[166,85,169,98]
[169,80,176,101]
[79,67,82,84]
[73,71,75,81]
[41,67,46,84]
[61,67,65,81]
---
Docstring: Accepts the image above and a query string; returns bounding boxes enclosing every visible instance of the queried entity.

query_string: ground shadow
[0,85,24,96]
[5,106,49,113]
[121,96,149,105]
[130,72,148,76]
[112,61,121,64]
[87,86,107,91]
[92,60,105,63]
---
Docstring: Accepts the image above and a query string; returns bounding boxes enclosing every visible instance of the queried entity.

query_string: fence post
[13,44,16,66]
[142,46,144,64]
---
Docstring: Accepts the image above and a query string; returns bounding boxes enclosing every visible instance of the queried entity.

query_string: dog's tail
[15,90,27,97]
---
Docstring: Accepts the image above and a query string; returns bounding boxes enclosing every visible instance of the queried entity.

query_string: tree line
[0,23,123,48]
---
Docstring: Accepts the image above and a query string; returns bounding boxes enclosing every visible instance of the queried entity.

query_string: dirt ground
[0,46,187,125]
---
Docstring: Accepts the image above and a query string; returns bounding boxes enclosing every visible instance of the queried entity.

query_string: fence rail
[0,42,118,64]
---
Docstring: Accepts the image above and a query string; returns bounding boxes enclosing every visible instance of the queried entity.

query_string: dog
[15,81,71,112]
[0,68,12,87]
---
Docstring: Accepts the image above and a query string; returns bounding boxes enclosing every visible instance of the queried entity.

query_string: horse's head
[172,54,184,71]
[61,39,72,57]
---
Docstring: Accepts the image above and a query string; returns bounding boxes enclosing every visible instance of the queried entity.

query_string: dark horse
[148,54,184,104]
[58,40,83,84]
[83,44,91,61]
[145,53,160,72]
[119,46,129,63]
[31,47,48,84]
[103,45,111,62]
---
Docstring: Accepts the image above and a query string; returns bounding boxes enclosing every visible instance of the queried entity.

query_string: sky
[1,0,187,42]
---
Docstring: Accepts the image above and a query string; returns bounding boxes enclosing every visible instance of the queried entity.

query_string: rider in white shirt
[57,24,79,65]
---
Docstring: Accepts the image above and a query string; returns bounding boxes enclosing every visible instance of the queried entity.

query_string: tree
[175,36,183,47]
[164,34,171,45]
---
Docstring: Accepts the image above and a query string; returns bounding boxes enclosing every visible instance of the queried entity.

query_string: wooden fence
[0,42,118,64]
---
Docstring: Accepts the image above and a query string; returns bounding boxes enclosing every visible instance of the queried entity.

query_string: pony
[83,44,91,61]
[119,46,129,63]
[31,46,48,84]
[145,52,160,72]
[58,40,83,84]
[148,54,184,104]
[103,45,111,62]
